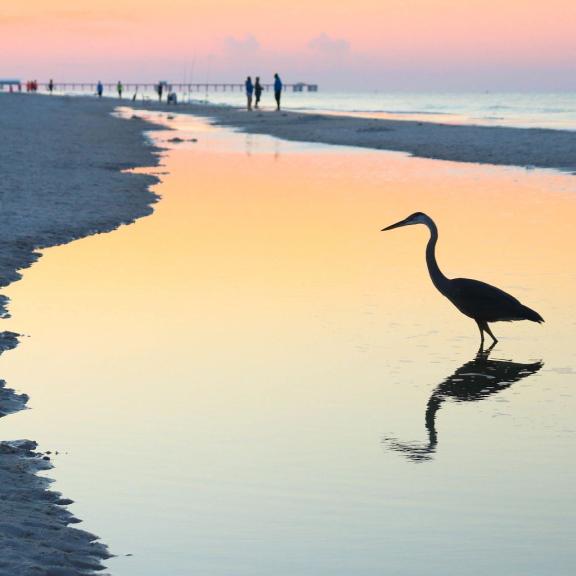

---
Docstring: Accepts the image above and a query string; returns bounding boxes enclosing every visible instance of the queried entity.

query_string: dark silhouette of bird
[382,347,543,462]
[382,212,544,345]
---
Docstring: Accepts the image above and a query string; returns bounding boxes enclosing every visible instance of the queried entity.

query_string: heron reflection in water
[383,347,543,462]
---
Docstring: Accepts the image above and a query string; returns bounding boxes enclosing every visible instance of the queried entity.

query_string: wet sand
[0,94,160,575]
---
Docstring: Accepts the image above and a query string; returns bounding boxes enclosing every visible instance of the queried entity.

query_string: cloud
[308,33,350,60]
[223,34,261,54]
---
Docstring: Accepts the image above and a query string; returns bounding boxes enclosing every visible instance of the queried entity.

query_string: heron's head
[381,212,430,232]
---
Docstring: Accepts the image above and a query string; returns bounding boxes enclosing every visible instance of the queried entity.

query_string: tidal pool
[1,111,575,575]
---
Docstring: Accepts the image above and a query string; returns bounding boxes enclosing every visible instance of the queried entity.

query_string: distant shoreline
[12,92,576,174]
[142,100,576,174]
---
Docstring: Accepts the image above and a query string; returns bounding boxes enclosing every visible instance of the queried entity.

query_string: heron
[381,212,544,345]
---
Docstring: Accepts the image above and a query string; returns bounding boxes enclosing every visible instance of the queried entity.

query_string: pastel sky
[2,0,575,90]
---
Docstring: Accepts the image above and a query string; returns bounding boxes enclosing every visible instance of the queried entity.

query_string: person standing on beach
[157,82,164,102]
[97,81,103,98]
[245,76,254,111]
[117,81,123,99]
[254,77,263,109]
[273,73,283,111]
[48,79,54,95]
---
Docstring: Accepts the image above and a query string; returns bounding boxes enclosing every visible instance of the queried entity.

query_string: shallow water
[1,112,576,575]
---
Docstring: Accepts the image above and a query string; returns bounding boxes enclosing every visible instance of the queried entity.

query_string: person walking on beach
[117,81,123,99]
[273,73,283,111]
[48,79,54,95]
[254,77,263,109]
[245,76,254,111]
[97,81,103,98]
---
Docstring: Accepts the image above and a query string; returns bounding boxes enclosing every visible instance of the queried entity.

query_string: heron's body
[446,278,542,324]
[382,212,544,344]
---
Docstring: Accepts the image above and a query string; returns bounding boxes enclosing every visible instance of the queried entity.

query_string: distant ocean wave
[292,105,452,116]
[202,91,576,131]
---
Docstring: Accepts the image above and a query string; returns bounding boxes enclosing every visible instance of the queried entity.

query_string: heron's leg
[475,319,485,348]
[483,322,498,344]
[485,340,497,354]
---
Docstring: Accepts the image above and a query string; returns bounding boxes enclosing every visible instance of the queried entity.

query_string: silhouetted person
[273,73,282,111]
[117,81,123,99]
[245,76,254,111]
[383,347,543,462]
[254,77,263,109]
[157,82,164,102]
[48,79,54,95]
[97,81,103,98]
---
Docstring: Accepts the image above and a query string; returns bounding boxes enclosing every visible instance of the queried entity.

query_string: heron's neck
[425,220,450,293]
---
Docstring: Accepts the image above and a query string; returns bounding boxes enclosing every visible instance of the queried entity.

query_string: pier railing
[49,82,318,93]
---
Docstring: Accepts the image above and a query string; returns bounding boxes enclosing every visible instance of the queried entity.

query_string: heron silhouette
[383,347,543,462]
[382,212,544,345]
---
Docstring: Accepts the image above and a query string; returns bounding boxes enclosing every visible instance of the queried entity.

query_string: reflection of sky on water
[0,111,575,575]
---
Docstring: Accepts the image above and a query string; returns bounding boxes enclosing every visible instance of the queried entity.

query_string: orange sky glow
[2,0,575,89]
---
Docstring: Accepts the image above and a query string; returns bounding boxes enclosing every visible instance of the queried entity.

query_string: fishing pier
[50,81,318,93]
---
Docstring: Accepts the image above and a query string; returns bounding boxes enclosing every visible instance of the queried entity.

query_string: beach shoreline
[0,94,162,314]
[0,93,163,575]
[124,97,576,174]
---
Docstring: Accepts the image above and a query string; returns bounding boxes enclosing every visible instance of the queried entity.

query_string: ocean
[28,85,576,131]
[197,90,576,130]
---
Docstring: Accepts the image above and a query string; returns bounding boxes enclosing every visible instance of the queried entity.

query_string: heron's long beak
[381,217,410,231]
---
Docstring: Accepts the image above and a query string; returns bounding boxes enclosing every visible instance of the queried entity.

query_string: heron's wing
[450,277,525,321]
